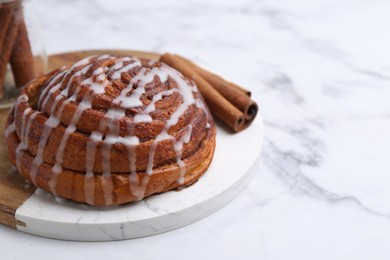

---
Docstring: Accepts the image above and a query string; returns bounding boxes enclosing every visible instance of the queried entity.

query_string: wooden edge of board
[0,207,27,228]
[48,49,160,70]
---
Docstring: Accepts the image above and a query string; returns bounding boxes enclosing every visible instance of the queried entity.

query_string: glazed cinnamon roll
[4,55,216,206]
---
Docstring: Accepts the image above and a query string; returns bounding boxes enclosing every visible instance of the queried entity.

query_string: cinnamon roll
[4,55,216,206]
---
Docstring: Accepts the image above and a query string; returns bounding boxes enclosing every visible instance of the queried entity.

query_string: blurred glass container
[0,0,46,109]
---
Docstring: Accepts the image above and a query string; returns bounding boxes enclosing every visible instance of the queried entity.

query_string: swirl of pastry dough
[5,55,216,205]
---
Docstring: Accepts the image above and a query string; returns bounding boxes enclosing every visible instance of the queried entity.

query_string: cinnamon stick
[0,4,15,49]
[192,66,251,97]
[228,82,251,97]
[160,53,246,132]
[10,10,36,88]
[0,1,21,98]
[0,2,16,98]
[175,54,257,121]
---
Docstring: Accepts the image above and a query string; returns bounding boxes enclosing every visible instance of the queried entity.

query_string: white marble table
[2,0,390,259]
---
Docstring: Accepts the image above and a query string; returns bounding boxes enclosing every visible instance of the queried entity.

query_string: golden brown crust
[6,122,216,206]
[5,55,216,206]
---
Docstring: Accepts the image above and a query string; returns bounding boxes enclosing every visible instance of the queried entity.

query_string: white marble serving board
[14,115,263,241]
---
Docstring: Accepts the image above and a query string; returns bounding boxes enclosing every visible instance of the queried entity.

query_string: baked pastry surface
[4,55,216,206]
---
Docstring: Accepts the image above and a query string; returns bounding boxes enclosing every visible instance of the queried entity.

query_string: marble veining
[14,115,263,241]
[1,0,390,259]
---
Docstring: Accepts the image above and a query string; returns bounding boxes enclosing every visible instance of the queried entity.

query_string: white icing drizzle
[124,121,142,200]
[24,182,32,189]
[49,57,112,197]
[110,57,132,70]
[74,55,96,67]
[38,71,66,107]
[39,55,95,109]
[4,122,15,138]
[111,58,141,80]
[84,132,100,205]
[133,114,152,123]
[15,107,39,173]
[16,108,30,170]
[30,108,61,185]
[148,59,157,66]
[144,65,195,177]
[174,125,193,184]
[15,55,207,204]
[35,187,45,195]
[195,98,208,116]
[49,90,91,195]
[40,79,63,110]
[55,196,68,204]
[30,56,97,186]
[127,142,139,175]
[109,63,197,199]
[144,89,177,113]
[81,66,107,95]
[52,65,105,175]
[97,54,112,60]
[22,111,39,147]
[128,171,144,200]
[112,65,168,109]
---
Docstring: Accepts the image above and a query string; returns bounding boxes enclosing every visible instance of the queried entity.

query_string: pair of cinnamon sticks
[0,0,35,98]
[160,53,258,133]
